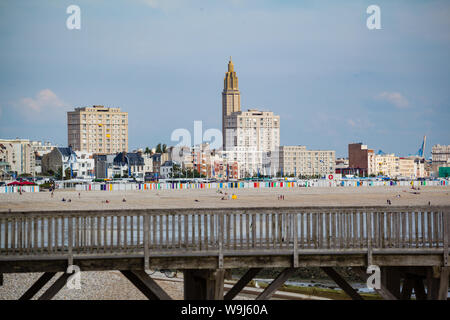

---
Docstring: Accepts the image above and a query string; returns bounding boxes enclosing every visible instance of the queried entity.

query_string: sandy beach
[1,186,449,212]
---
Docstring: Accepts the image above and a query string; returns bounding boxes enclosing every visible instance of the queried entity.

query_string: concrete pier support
[183,269,225,300]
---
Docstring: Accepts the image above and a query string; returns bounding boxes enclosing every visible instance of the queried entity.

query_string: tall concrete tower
[222,57,241,149]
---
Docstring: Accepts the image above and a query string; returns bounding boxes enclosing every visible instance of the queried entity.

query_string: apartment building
[279,146,335,177]
[0,139,35,176]
[67,105,128,154]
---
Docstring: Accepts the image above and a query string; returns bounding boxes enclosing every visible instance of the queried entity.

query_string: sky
[0,0,449,158]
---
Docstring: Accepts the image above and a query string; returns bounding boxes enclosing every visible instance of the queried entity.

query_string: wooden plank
[26,217,31,254]
[121,270,172,300]
[293,213,298,267]
[129,216,133,251]
[4,218,9,255]
[433,212,438,248]
[68,217,73,265]
[218,214,224,268]
[173,214,177,248]
[421,211,425,247]
[19,272,57,300]
[252,214,256,249]
[255,268,296,300]
[166,214,170,249]
[110,216,114,253]
[247,213,251,249]
[321,267,363,300]
[272,213,276,249]
[414,212,419,248]
[337,212,342,249]
[359,212,364,249]
[300,213,304,249]
[401,212,406,248]
[444,212,449,267]
[224,268,262,300]
[353,212,357,249]
[179,213,182,248]
[210,213,215,249]
[306,213,311,249]
[259,213,263,248]
[191,214,195,248]
[90,216,95,252]
[143,215,149,271]
[137,214,141,248]
[227,213,231,250]
[318,213,323,249]
[438,267,449,300]
[408,212,412,248]
[117,215,121,250]
[184,214,188,249]
[380,212,385,249]
[312,213,317,249]
[48,217,52,253]
[11,218,16,254]
[277,213,282,249]
[427,212,432,248]
[123,216,127,251]
[18,217,22,254]
[204,214,208,250]
[78,217,82,251]
[401,277,414,300]
[198,213,202,251]
[33,217,38,254]
[38,272,71,300]
[387,212,391,248]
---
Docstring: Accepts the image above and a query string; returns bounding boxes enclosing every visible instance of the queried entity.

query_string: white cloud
[377,92,409,109]
[17,89,65,113]
[347,118,374,129]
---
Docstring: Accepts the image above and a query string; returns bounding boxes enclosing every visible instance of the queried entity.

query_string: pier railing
[1,207,449,263]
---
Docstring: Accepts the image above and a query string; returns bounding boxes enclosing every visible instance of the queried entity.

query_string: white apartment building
[67,105,128,154]
[224,109,280,177]
[0,139,35,176]
[374,154,399,177]
[432,144,450,163]
[279,146,335,177]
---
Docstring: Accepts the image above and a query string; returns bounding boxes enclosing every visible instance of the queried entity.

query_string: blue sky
[0,0,449,158]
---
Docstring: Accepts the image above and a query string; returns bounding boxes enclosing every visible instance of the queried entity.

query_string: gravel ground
[0,271,184,300]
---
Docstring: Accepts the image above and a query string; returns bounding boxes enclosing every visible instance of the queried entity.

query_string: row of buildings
[335,142,449,179]
[1,59,449,181]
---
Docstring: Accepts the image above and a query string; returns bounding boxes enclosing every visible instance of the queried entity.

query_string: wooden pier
[0,206,448,300]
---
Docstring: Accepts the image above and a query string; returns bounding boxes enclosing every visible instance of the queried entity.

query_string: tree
[55,167,63,180]
[162,144,167,153]
[144,147,152,155]
[64,168,71,180]
[155,143,162,153]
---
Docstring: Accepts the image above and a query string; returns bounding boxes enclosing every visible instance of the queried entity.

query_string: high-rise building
[431,144,450,176]
[348,143,376,176]
[279,146,335,177]
[0,139,36,176]
[67,105,128,154]
[221,59,280,177]
[222,57,241,149]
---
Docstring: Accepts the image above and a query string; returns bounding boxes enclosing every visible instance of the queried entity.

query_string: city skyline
[0,0,449,158]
